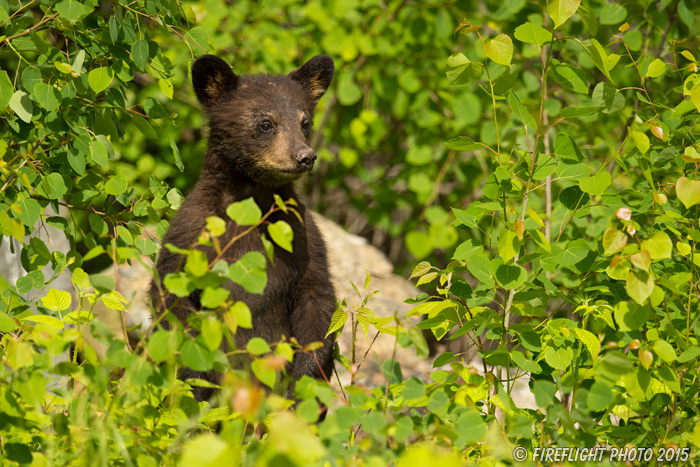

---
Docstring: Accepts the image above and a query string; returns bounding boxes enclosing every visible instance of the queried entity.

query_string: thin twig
[2,13,58,44]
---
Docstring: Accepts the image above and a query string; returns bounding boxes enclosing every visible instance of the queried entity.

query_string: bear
[149,53,337,404]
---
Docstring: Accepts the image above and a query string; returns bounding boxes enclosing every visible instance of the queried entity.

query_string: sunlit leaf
[484,34,513,66]
[547,0,581,29]
[513,22,553,46]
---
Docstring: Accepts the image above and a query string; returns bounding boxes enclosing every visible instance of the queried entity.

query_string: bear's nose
[296,150,317,168]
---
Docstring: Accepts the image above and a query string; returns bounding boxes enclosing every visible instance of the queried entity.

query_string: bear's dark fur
[149,54,336,402]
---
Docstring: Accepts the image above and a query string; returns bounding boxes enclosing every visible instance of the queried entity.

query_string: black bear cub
[150,54,336,402]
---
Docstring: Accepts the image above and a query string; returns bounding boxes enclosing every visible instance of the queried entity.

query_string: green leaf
[484,34,513,66]
[587,381,613,411]
[226,198,261,226]
[205,216,227,238]
[583,39,619,84]
[454,410,487,443]
[0,70,14,108]
[325,308,347,337]
[692,82,700,112]
[630,250,651,271]
[552,61,588,94]
[494,263,527,290]
[507,91,535,127]
[676,177,700,208]
[600,3,627,25]
[90,140,109,168]
[497,228,520,263]
[72,49,86,75]
[6,340,35,369]
[547,0,581,29]
[406,230,433,259]
[626,270,654,305]
[645,59,666,78]
[653,340,677,362]
[184,26,210,53]
[41,288,72,312]
[88,67,114,93]
[631,131,650,155]
[246,337,271,355]
[105,174,128,195]
[337,74,362,105]
[101,291,127,311]
[180,434,236,467]
[201,287,230,308]
[511,350,542,373]
[180,339,214,372]
[678,346,700,363]
[229,252,267,294]
[533,155,558,179]
[201,318,222,351]
[591,82,624,114]
[168,137,184,170]
[131,40,149,72]
[0,312,18,333]
[406,145,432,166]
[55,0,85,21]
[41,173,67,199]
[467,255,494,285]
[88,213,108,235]
[658,366,681,393]
[444,136,482,151]
[147,330,180,362]
[614,301,649,332]
[402,378,426,400]
[433,352,456,367]
[410,261,431,278]
[9,91,33,123]
[559,186,589,210]
[251,358,276,388]
[453,239,484,261]
[134,237,157,256]
[54,61,73,74]
[185,250,208,277]
[544,346,573,370]
[163,272,196,297]
[159,78,174,99]
[144,97,167,119]
[21,314,64,330]
[297,398,320,424]
[530,229,551,252]
[641,231,672,260]
[560,106,602,117]
[445,53,483,85]
[16,197,41,227]
[579,171,611,196]
[15,372,46,407]
[514,22,553,46]
[66,150,85,175]
[578,5,598,35]
[407,299,457,318]
[33,83,61,112]
[268,220,293,252]
[574,328,600,359]
[533,380,557,407]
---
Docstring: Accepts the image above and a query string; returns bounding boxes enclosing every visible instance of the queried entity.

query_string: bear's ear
[192,55,238,107]
[288,55,335,105]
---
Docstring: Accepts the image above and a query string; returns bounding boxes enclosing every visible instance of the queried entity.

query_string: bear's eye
[260,120,274,132]
[301,119,311,132]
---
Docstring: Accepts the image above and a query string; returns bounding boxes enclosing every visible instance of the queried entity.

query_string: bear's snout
[295,149,317,169]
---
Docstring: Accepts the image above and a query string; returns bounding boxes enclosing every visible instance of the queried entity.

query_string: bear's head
[192,54,334,187]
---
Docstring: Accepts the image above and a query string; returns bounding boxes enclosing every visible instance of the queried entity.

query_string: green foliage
[2,0,700,465]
